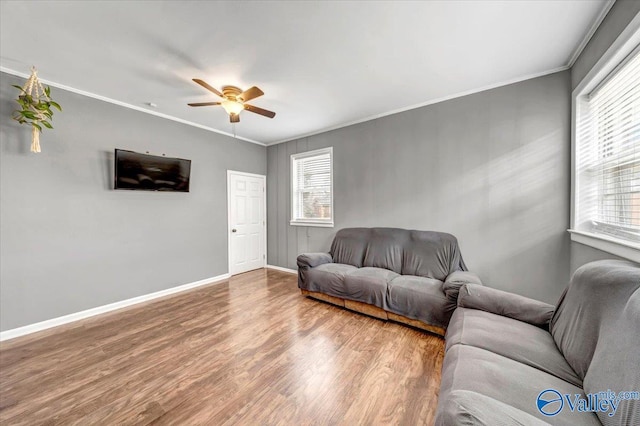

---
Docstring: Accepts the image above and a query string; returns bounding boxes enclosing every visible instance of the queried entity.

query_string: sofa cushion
[343,267,398,309]
[437,344,601,426]
[550,260,640,381]
[362,228,408,274]
[330,228,371,267]
[402,230,466,280]
[328,227,468,279]
[582,265,640,426]
[300,263,357,296]
[387,275,450,329]
[446,308,582,387]
[436,390,551,426]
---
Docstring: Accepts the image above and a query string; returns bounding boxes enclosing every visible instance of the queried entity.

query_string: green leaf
[41,121,53,129]
[49,101,62,111]
[31,123,42,132]
[44,86,51,97]
[12,85,26,93]
[21,111,37,119]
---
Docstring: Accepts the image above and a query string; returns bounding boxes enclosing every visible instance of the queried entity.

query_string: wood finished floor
[0,269,445,425]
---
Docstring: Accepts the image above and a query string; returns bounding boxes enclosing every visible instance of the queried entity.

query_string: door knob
[232,229,237,233]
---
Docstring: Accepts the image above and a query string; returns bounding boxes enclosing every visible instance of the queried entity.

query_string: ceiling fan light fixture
[221,99,244,116]
[189,79,275,120]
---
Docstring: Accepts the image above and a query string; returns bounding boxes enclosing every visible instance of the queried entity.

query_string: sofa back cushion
[584,285,640,426]
[402,230,466,280]
[330,227,466,280]
[550,260,640,388]
[330,228,371,267]
[362,228,408,274]
[579,261,639,426]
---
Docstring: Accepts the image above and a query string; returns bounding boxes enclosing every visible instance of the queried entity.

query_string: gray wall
[0,72,266,331]
[268,71,571,304]
[568,0,640,272]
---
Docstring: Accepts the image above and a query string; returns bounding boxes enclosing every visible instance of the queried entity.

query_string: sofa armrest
[297,252,333,269]
[443,271,483,302]
[457,283,555,326]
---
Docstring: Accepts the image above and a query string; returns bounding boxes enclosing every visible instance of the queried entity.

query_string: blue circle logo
[537,389,564,416]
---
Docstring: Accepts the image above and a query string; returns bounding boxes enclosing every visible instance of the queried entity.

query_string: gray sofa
[297,227,482,335]
[436,259,640,426]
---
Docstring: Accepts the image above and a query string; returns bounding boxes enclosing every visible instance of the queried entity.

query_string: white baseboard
[266,265,297,274]
[0,273,230,342]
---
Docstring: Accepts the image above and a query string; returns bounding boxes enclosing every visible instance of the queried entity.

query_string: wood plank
[0,269,444,425]
[344,299,389,320]
[388,312,446,336]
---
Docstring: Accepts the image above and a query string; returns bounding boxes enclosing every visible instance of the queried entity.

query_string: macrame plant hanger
[22,67,50,153]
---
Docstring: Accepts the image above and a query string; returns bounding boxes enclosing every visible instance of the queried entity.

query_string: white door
[228,171,266,275]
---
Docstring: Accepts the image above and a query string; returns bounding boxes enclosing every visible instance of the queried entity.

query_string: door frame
[227,170,267,275]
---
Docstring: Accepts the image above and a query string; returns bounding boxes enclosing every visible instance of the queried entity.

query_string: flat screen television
[114,149,191,192]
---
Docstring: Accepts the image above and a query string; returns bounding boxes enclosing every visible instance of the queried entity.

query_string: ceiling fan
[188,79,276,123]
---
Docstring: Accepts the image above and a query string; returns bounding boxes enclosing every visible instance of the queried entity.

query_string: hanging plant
[12,67,62,153]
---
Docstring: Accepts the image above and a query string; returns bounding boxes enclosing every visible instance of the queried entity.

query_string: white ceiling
[1,1,609,146]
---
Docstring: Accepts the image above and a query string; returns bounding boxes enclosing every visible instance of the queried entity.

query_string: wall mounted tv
[114,149,191,192]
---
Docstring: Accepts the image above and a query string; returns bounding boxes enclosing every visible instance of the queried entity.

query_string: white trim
[570,13,640,260]
[0,66,264,147]
[0,273,230,342]
[290,220,334,228]
[572,13,640,96]
[266,66,569,146]
[566,0,616,67]
[227,170,267,276]
[1,64,574,149]
[569,230,640,263]
[266,265,298,274]
[290,147,334,227]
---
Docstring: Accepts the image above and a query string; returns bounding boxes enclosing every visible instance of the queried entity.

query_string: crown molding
[2,62,573,149]
[567,0,616,67]
[0,66,265,146]
[266,65,570,146]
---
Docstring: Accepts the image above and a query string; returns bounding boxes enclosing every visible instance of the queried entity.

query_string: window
[572,37,640,261]
[290,147,333,227]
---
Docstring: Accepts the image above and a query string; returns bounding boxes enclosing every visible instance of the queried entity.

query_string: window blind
[291,149,332,222]
[576,48,640,244]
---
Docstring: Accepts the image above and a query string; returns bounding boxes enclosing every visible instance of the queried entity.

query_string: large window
[290,147,333,227]
[572,37,640,261]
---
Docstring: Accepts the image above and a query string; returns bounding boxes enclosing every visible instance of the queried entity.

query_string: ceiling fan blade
[244,104,276,118]
[230,113,240,123]
[193,79,224,98]
[238,86,264,102]
[188,102,221,107]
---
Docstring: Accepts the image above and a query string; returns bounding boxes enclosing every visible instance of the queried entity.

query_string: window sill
[290,220,334,228]
[568,229,640,263]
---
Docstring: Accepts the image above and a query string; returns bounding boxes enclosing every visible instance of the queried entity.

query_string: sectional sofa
[436,259,640,425]
[297,228,640,425]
